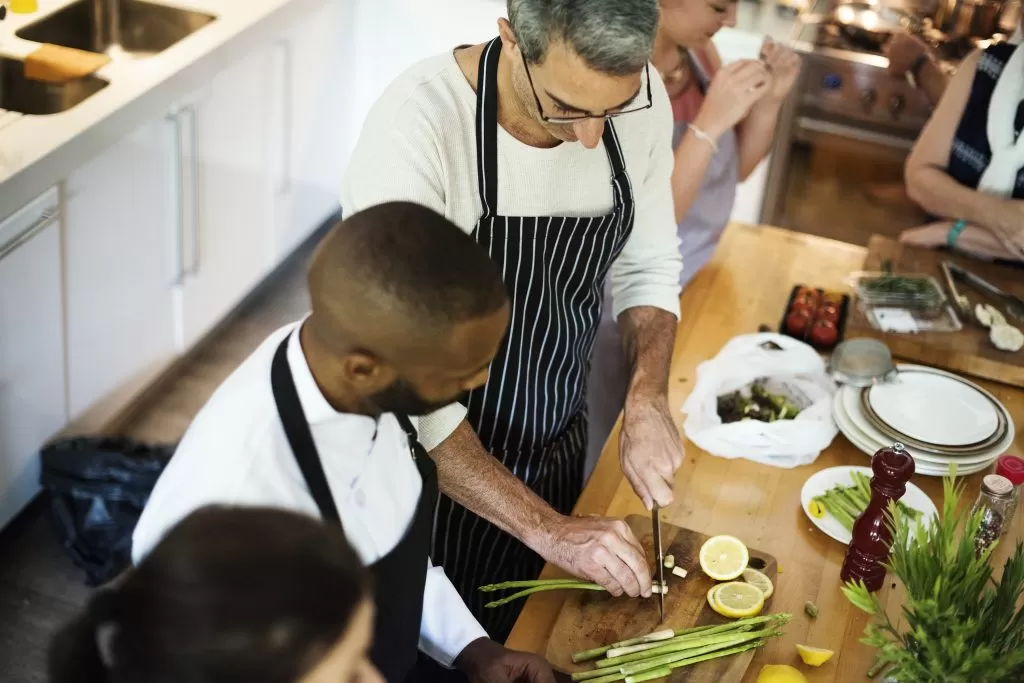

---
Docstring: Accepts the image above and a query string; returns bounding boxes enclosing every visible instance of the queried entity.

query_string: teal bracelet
[947,219,967,248]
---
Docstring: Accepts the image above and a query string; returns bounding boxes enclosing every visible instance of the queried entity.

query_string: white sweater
[341,46,682,450]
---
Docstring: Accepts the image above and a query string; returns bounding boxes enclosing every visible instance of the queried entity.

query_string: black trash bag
[40,436,175,586]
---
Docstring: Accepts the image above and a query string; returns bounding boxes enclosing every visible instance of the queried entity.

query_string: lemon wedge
[741,567,774,599]
[808,500,826,518]
[756,664,808,683]
[699,535,749,581]
[795,644,834,667]
[711,581,764,618]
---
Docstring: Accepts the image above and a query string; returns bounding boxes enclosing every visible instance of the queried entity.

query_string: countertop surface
[0,0,329,218]
[505,223,1024,682]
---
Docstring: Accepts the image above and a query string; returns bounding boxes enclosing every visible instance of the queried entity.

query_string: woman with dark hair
[49,506,381,683]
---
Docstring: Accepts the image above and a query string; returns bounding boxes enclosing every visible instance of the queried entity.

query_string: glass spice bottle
[971,474,1014,556]
[993,455,1024,529]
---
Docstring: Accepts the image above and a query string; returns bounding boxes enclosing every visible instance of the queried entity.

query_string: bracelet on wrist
[689,124,719,152]
[947,219,968,248]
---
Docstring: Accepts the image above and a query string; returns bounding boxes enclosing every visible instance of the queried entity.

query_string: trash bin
[40,436,174,586]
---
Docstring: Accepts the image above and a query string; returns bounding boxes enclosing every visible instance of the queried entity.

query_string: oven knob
[860,88,877,111]
[889,93,906,118]
[822,73,843,90]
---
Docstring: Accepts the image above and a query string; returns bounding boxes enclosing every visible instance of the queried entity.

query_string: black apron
[271,337,437,683]
[430,37,637,641]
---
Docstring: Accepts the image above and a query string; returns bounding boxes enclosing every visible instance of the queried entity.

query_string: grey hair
[508,0,659,75]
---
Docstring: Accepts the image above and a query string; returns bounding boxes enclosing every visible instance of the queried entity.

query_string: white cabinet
[172,46,275,348]
[64,119,179,430]
[0,189,66,530]
[270,0,353,257]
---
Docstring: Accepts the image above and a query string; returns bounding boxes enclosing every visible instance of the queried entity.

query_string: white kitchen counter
[0,0,334,218]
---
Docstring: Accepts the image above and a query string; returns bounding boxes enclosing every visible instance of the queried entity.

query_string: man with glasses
[341,0,684,643]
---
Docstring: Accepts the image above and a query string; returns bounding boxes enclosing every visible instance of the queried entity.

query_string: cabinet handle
[169,111,186,285]
[183,106,201,276]
[0,208,58,263]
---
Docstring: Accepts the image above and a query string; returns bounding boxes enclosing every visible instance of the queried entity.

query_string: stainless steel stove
[759,0,988,245]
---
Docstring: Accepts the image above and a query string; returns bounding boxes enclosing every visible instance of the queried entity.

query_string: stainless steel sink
[16,0,216,59]
[0,57,108,114]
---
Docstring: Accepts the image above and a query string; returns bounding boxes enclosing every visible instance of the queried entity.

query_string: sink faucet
[90,0,121,53]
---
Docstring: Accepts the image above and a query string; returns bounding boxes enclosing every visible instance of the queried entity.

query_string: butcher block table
[505,224,1024,682]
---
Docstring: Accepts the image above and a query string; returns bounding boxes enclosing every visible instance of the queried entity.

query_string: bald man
[132,202,553,683]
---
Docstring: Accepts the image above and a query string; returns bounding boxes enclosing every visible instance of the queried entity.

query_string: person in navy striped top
[900,27,1024,262]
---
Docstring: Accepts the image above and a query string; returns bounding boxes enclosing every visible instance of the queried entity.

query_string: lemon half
[742,567,774,599]
[710,581,765,618]
[699,535,749,581]
[757,664,808,683]
[795,644,835,667]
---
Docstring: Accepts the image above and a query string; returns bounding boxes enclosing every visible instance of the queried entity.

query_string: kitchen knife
[947,262,1024,321]
[652,504,665,623]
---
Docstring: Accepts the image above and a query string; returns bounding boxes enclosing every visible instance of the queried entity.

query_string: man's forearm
[430,420,558,548]
[907,166,1024,253]
[618,306,678,406]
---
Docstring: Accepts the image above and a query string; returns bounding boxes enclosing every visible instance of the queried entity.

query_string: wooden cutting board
[545,515,778,683]
[844,236,1024,388]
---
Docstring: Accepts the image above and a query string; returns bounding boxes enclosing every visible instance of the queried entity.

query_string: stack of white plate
[832,364,1014,476]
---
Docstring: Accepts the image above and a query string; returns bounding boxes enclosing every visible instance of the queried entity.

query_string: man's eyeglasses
[519,51,653,124]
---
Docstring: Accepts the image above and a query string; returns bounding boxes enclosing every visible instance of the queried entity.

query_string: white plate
[800,466,939,544]
[832,392,999,476]
[840,387,999,467]
[867,370,1000,446]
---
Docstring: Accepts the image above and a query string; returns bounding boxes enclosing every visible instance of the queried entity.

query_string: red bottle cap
[995,455,1024,487]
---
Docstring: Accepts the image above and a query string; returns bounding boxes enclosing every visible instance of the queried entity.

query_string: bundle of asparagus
[569,614,791,683]
[811,471,921,531]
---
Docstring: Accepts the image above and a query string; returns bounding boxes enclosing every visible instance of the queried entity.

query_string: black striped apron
[431,36,636,641]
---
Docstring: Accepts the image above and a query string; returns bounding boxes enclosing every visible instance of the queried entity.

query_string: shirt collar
[286,320,376,428]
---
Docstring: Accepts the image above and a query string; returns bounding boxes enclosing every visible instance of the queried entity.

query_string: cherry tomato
[809,319,839,348]
[786,309,812,338]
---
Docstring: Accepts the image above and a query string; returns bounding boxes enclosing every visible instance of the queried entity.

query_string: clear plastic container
[971,474,1015,555]
[850,271,948,311]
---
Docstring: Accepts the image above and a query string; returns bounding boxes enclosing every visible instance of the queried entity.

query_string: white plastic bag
[681,333,838,468]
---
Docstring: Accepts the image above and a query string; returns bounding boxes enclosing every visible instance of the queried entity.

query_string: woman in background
[49,506,380,683]
[899,27,1024,262]
[586,0,801,469]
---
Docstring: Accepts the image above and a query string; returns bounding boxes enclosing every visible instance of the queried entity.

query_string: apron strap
[270,336,343,525]
[476,37,503,218]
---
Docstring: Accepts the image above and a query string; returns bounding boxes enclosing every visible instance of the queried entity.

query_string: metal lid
[829,338,898,387]
[982,474,1014,497]
[995,455,1024,486]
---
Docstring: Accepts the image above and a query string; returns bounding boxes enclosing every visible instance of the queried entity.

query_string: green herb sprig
[842,466,1024,682]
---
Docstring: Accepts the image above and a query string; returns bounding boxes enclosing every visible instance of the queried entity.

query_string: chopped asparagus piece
[671,566,688,579]
[804,601,819,619]
[663,554,675,570]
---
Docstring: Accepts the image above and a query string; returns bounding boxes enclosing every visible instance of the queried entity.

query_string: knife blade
[652,504,665,623]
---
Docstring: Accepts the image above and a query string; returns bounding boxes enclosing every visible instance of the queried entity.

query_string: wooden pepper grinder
[840,442,915,592]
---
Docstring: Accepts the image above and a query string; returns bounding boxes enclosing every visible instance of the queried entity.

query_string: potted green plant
[842,474,1024,682]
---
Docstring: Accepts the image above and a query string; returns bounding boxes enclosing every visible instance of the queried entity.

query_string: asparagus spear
[572,626,713,663]
[483,582,605,608]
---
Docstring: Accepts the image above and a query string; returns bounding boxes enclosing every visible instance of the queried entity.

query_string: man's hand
[455,638,556,683]
[535,515,652,598]
[619,398,684,510]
